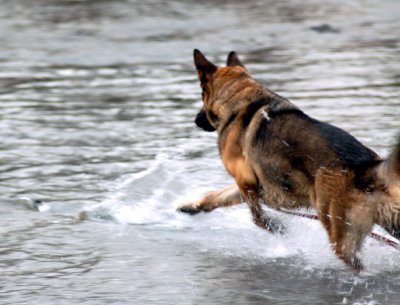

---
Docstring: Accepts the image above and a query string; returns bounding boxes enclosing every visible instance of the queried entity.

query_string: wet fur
[178,50,400,272]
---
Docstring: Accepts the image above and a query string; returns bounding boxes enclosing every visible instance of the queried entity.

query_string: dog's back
[244,97,381,208]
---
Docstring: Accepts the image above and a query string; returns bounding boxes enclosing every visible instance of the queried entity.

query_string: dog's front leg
[241,184,285,234]
[177,184,243,215]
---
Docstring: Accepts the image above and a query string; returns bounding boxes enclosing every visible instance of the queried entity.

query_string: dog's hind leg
[375,186,400,239]
[177,184,243,215]
[375,136,400,239]
[315,168,375,272]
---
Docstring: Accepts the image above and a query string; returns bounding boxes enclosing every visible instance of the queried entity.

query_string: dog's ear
[194,49,217,76]
[226,51,245,68]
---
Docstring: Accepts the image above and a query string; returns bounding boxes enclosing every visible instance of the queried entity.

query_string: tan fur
[178,184,242,214]
[314,169,376,271]
[375,183,400,234]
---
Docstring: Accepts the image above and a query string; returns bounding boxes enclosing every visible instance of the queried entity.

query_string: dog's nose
[195,109,216,132]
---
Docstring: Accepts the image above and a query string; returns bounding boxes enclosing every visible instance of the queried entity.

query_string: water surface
[1,0,400,304]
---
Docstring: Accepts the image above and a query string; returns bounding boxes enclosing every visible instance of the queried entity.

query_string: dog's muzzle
[195,109,216,132]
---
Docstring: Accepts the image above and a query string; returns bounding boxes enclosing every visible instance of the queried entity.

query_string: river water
[1,0,400,304]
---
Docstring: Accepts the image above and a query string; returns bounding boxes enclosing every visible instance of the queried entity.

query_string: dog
[178,49,400,272]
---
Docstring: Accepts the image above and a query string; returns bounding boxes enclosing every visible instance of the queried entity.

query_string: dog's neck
[217,87,300,135]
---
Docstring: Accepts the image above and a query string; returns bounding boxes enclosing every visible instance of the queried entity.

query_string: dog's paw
[265,217,287,235]
[177,203,204,215]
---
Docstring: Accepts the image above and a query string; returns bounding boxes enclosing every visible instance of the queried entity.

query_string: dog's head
[193,49,251,132]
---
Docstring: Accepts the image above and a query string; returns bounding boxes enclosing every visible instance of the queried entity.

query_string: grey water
[1,0,400,304]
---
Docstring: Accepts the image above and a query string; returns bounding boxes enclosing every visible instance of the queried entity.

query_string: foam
[84,154,400,273]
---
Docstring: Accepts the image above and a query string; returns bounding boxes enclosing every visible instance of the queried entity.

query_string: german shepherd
[178,49,400,272]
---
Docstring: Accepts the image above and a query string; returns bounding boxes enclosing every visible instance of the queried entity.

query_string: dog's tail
[378,135,400,185]
[375,136,400,238]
